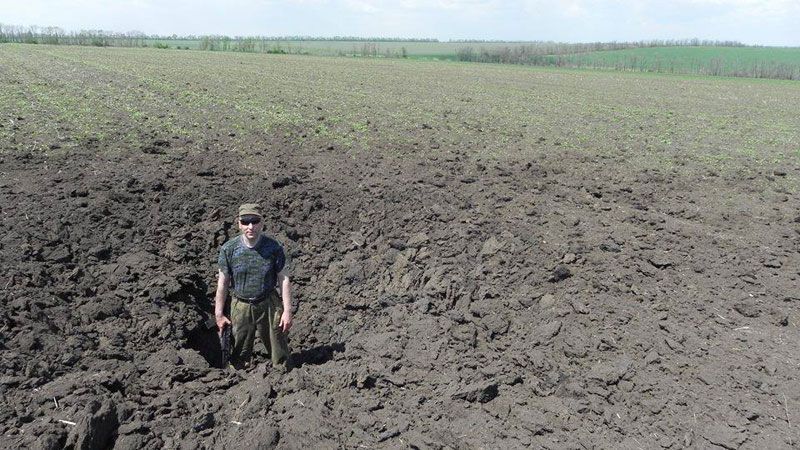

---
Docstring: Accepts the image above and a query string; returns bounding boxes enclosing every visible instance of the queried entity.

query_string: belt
[233,293,267,305]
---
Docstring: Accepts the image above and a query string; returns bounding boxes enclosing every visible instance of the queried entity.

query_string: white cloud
[333,0,499,12]
[520,0,596,18]
[343,0,380,13]
[561,0,589,17]
[624,0,800,17]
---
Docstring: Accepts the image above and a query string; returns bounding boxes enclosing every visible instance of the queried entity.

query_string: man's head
[238,203,263,240]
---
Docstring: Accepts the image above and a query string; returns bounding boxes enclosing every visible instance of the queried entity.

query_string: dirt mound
[1,140,798,449]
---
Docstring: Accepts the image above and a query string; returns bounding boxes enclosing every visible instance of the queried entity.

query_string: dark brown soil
[1,131,799,449]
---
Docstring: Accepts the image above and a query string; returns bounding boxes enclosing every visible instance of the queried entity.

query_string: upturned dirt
[2,118,800,447]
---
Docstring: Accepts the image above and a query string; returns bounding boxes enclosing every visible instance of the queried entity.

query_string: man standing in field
[215,203,293,370]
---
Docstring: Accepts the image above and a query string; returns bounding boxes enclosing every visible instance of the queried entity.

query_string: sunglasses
[239,217,261,226]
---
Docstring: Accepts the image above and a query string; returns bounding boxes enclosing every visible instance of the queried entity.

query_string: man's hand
[216,315,231,335]
[279,310,293,333]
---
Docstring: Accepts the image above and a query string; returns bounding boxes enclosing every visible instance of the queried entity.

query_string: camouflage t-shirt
[218,234,286,299]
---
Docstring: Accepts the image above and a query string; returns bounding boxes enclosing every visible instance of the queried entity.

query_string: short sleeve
[218,246,231,276]
[274,246,286,274]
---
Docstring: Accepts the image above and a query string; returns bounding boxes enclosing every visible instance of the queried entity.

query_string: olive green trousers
[231,291,291,368]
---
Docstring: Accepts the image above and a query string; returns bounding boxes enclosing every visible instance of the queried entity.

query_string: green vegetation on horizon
[557,46,800,80]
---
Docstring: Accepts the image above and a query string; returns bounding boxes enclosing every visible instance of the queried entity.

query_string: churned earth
[2,134,799,449]
[1,45,800,450]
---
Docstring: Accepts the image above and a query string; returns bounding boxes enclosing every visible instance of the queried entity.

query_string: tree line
[0,24,147,46]
[453,42,799,80]
[453,39,748,61]
[0,24,415,57]
[0,24,438,46]
[449,38,745,48]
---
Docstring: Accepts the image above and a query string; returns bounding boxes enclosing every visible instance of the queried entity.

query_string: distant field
[142,38,507,58]
[1,44,798,175]
[556,46,800,79]
[137,39,800,79]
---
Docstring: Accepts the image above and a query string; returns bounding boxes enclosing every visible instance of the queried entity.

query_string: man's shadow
[290,342,345,369]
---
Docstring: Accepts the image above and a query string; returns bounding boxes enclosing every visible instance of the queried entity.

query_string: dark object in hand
[220,325,232,368]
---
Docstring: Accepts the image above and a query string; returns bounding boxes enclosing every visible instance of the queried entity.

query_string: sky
[1,0,798,46]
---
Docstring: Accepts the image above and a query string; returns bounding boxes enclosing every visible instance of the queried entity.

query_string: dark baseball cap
[238,203,263,218]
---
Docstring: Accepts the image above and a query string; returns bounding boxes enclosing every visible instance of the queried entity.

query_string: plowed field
[1,44,799,449]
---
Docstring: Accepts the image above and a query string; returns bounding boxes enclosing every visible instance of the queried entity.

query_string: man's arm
[277,270,293,333]
[215,270,231,333]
